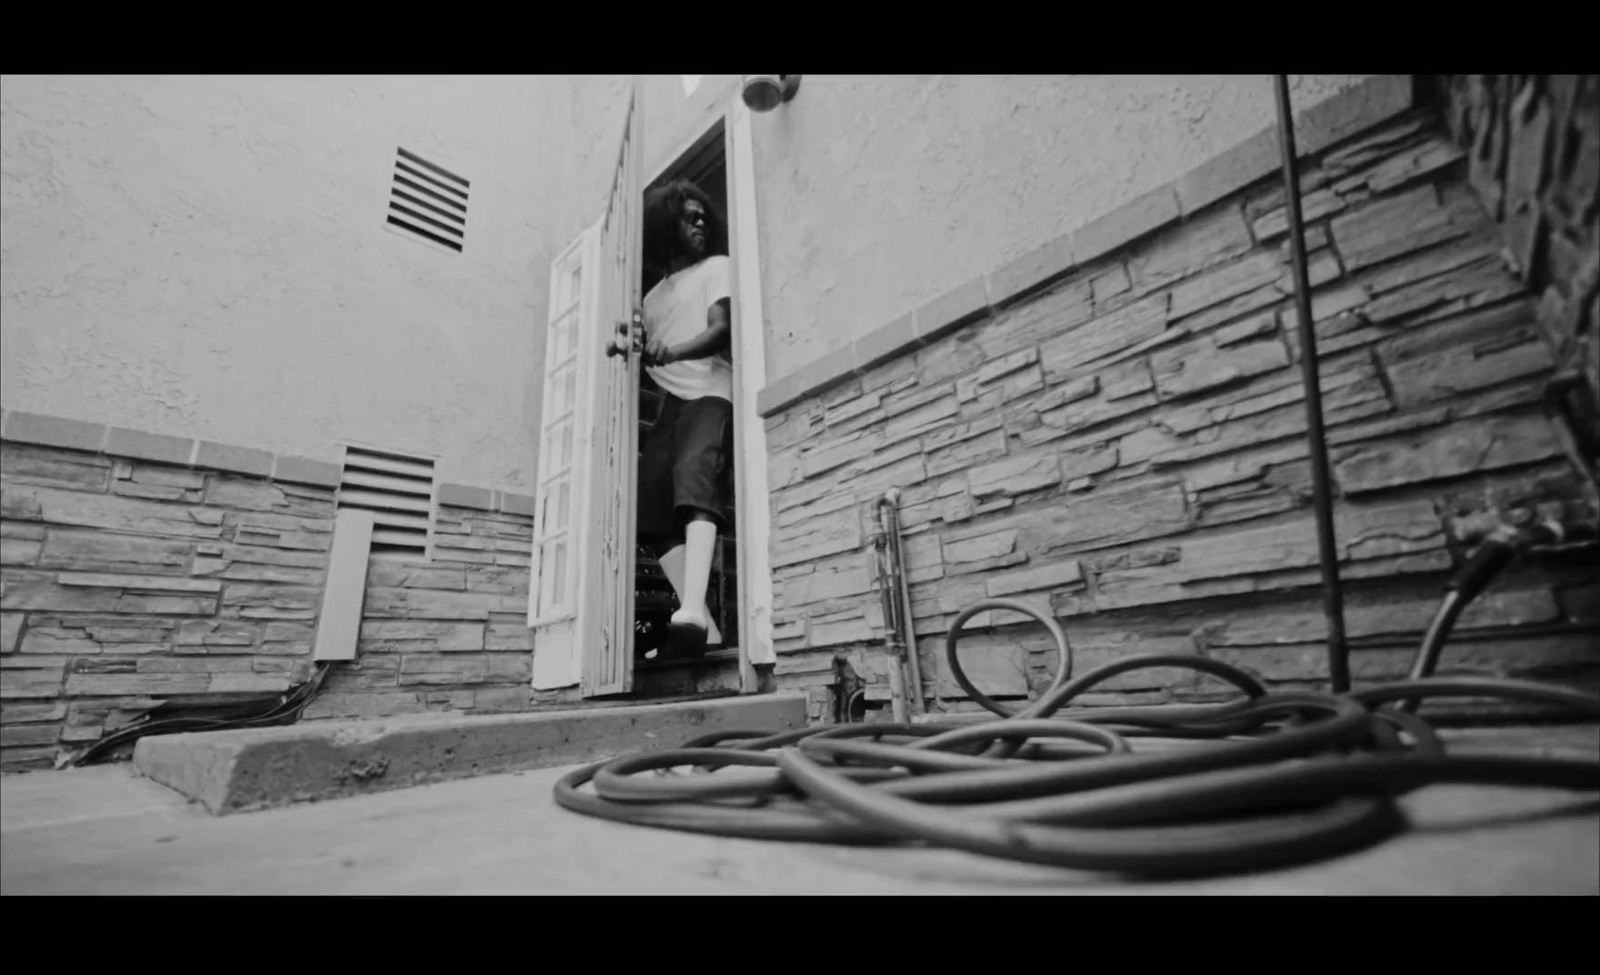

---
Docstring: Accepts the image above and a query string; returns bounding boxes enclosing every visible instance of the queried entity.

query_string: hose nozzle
[1449,521,1565,604]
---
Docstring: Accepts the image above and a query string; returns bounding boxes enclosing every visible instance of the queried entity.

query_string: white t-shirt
[642,255,733,403]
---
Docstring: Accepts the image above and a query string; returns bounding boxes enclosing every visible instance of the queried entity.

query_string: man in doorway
[637,179,734,658]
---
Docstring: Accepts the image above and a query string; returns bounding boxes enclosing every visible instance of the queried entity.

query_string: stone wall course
[760,102,1598,719]
[1,425,539,769]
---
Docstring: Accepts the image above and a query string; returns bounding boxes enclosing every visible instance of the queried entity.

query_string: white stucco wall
[1,75,605,491]
[548,75,1376,380]
[1,74,1376,489]
[742,74,1373,377]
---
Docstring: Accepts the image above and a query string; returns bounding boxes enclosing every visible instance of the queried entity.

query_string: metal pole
[871,525,910,724]
[1273,75,1351,694]
[885,490,925,715]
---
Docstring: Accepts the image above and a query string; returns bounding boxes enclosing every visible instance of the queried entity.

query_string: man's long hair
[643,179,727,276]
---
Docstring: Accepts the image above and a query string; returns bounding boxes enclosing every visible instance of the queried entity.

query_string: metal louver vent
[387,147,469,253]
[337,446,437,559]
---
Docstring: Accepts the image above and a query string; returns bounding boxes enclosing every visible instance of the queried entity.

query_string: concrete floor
[4,728,1599,895]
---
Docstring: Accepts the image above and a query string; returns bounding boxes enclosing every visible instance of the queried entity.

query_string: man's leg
[666,515,718,653]
[638,395,709,658]
[657,541,721,644]
[664,395,733,654]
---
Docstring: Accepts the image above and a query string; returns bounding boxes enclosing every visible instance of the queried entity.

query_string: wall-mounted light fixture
[742,75,802,112]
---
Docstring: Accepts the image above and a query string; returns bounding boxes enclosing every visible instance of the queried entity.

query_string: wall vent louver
[387,147,469,252]
[337,446,437,559]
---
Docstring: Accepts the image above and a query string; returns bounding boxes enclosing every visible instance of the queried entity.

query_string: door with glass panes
[527,83,644,697]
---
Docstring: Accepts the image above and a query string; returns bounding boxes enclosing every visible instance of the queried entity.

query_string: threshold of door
[635,647,741,671]
[131,692,807,816]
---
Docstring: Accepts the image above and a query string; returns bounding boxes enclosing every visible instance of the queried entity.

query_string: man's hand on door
[643,338,676,366]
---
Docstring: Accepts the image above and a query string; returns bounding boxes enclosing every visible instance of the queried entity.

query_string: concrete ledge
[438,482,495,512]
[756,374,805,419]
[196,441,274,478]
[1070,184,1182,270]
[132,693,809,814]
[854,312,920,373]
[273,455,343,489]
[754,74,1420,419]
[4,411,107,453]
[498,491,536,518]
[990,234,1077,311]
[914,275,993,345]
[0,407,530,511]
[105,426,195,466]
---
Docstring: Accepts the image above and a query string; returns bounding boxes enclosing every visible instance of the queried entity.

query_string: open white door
[528,80,645,696]
[529,218,601,690]
[582,80,645,697]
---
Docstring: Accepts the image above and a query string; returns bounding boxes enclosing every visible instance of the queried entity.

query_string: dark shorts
[637,391,734,545]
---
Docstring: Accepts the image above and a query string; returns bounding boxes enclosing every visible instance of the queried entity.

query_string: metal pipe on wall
[1273,74,1351,694]
[871,519,911,723]
[871,490,931,722]
[884,489,926,715]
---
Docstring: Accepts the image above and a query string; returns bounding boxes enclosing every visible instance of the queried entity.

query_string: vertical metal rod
[872,525,910,724]
[885,492,925,715]
[1274,75,1351,694]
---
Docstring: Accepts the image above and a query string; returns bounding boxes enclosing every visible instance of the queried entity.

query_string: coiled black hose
[555,595,1600,878]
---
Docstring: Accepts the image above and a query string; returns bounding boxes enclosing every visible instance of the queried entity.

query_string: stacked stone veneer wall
[312,501,550,721]
[0,413,543,771]
[758,104,1600,720]
[1439,75,1599,414]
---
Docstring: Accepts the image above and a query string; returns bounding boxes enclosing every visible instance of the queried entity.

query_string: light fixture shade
[742,75,801,112]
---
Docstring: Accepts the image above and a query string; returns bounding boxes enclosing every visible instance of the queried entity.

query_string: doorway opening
[631,118,742,681]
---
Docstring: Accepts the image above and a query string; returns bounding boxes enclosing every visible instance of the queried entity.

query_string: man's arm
[649,297,731,365]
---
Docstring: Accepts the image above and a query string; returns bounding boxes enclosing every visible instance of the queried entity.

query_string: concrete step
[133,692,807,816]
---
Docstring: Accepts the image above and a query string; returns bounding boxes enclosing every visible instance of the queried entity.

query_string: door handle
[607,313,643,359]
[607,321,629,358]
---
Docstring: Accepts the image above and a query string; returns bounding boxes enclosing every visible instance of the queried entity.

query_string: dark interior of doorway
[633,119,740,674]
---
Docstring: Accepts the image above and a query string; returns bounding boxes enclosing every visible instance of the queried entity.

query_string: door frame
[641,90,778,692]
